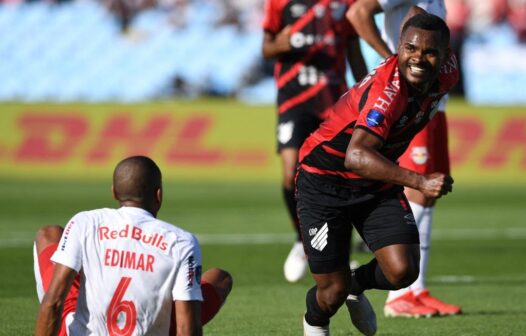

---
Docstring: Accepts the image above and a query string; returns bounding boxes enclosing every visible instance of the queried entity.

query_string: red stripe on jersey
[321,145,346,158]
[289,0,332,34]
[278,79,327,113]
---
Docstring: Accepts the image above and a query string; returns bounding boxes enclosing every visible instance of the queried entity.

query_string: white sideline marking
[1,227,526,248]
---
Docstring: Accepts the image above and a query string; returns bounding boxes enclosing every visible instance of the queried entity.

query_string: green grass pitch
[0,179,525,335]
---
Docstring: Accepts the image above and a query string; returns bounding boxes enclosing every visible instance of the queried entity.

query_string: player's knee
[317,283,348,314]
[203,268,233,301]
[385,262,419,289]
[35,225,63,249]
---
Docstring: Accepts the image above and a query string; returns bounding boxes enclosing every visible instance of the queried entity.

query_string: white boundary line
[1,227,526,248]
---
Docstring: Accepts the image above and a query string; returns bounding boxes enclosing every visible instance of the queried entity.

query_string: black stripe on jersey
[358,83,373,112]
[302,121,356,172]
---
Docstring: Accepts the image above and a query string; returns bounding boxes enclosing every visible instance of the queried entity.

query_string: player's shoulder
[155,218,199,245]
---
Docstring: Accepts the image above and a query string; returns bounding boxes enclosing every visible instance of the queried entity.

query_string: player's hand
[418,173,454,198]
[275,25,292,53]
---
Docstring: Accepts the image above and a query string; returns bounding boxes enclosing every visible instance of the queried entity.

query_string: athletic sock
[350,258,396,296]
[33,243,45,302]
[305,286,333,327]
[283,186,301,240]
[410,206,433,294]
[386,201,427,301]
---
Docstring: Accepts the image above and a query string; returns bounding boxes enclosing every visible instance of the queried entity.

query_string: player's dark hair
[113,155,162,203]
[401,13,450,47]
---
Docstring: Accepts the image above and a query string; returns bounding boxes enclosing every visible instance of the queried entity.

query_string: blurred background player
[298,12,458,335]
[261,0,368,283]
[34,156,232,336]
[347,0,462,317]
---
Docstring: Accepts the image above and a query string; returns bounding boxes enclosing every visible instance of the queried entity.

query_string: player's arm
[262,26,292,59]
[344,128,453,198]
[173,300,202,336]
[347,35,368,82]
[35,263,77,336]
[346,0,393,59]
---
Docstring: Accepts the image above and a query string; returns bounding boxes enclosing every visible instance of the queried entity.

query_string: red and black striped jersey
[262,0,357,118]
[299,53,459,188]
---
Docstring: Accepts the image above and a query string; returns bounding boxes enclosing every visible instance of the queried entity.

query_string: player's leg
[33,225,80,336]
[278,113,319,283]
[296,174,376,336]
[200,268,233,325]
[349,188,437,318]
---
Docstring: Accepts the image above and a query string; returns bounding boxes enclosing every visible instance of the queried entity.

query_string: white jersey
[378,0,448,111]
[51,206,203,336]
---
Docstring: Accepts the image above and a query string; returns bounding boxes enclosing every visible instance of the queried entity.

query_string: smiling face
[397,26,448,95]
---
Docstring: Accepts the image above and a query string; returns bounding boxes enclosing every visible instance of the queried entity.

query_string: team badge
[410,146,429,165]
[366,109,384,127]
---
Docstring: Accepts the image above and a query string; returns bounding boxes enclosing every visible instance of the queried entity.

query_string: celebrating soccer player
[347,0,462,317]
[297,11,458,335]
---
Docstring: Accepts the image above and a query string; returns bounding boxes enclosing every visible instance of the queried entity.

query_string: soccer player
[34,156,232,336]
[262,0,368,283]
[347,0,462,317]
[297,12,458,335]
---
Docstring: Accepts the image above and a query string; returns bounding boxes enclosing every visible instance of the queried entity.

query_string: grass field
[0,179,525,335]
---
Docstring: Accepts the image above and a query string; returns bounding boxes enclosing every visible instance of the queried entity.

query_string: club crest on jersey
[366,109,384,127]
[290,3,306,18]
[410,146,429,165]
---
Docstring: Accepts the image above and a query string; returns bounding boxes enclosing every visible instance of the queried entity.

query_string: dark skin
[35,157,203,336]
[309,25,453,314]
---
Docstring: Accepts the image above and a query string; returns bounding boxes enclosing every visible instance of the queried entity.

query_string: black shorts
[277,106,323,152]
[296,170,420,274]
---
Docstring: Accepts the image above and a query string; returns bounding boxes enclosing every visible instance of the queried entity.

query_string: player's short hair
[401,13,450,48]
[113,156,162,203]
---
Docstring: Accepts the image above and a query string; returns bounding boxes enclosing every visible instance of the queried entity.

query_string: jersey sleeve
[354,59,404,141]
[50,213,86,273]
[173,234,203,302]
[262,0,282,33]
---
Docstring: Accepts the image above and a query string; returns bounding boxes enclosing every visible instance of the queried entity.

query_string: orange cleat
[384,292,438,318]
[415,290,462,316]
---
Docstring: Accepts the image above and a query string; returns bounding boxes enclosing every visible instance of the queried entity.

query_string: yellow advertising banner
[0,99,525,184]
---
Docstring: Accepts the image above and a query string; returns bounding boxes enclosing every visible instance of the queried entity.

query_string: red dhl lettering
[99,225,168,251]
[12,113,267,166]
[104,248,155,272]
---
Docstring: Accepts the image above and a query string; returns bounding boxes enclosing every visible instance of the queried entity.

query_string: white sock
[386,201,425,302]
[33,243,45,302]
[303,316,329,336]
[410,206,434,295]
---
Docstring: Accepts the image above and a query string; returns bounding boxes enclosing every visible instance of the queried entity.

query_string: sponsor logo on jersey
[99,225,169,251]
[186,256,201,289]
[310,222,328,251]
[373,71,400,112]
[366,109,385,127]
[60,220,75,251]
